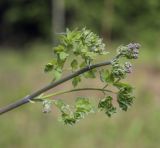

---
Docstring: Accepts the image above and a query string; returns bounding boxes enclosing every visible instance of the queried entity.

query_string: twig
[0,56,120,115]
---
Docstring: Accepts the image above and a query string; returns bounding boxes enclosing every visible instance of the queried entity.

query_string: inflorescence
[118,43,141,59]
[41,28,141,125]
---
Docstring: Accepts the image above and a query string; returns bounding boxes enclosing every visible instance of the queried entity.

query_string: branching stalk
[0,56,121,115]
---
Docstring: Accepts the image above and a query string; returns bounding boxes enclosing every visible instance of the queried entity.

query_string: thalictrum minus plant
[0,28,141,126]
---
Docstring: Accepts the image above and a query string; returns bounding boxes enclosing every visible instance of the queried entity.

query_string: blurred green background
[0,0,160,148]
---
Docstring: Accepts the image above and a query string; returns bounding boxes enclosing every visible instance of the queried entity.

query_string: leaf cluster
[53,97,95,125]
[44,28,108,86]
[115,83,134,111]
[98,96,116,117]
[39,28,141,125]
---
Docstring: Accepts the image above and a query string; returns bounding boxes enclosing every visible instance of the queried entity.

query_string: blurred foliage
[66,0,160,41]
[0,0,160,46]
[0,0,52,44]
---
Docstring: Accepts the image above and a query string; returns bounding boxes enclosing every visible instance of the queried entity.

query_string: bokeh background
[0,0,160,147]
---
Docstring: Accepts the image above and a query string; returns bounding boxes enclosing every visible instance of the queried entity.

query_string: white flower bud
[124,62,132,73]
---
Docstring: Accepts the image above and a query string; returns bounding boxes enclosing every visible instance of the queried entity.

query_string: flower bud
[133,53,138,59]
[42,100,52,113]
[124,62,132,73]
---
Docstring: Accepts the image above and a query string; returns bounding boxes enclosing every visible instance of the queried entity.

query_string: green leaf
[51,58,57,65]
[54,68,62,80]
[54,99,65,110]
[84,69,96,78]
[72,76,81,87]
[117,86,134,111]
[74,97,95,120]
[59,52,69,60]
[100,69,114,83]
[54,45,65,53]
[61,112,76,125]
[80,61,86,68]
[114,82,133,92]
[101,51,109,55]
[54,100,76,125]
[75,97,94,113]
[98,96,116,117]
[84,52,97,59]
[44,63,53,73]
[71,59,78,70]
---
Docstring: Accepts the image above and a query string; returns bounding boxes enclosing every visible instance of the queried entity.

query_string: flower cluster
[111,61,126,79]
[111,61,133,80]
[127,43,140,59]
[44,28,108,82]
[117,43,141,59]
[80,28,106,54]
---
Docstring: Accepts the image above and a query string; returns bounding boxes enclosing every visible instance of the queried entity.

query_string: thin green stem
[102,84,109,95]
[102,84,109,89]
[38,88,116,100]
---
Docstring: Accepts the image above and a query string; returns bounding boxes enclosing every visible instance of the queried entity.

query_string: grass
[0,43,160,148]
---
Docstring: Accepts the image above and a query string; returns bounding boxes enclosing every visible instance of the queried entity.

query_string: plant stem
[0,54,121,115]
[102,84,108,89]
[39,88,115,100]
